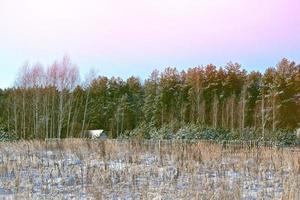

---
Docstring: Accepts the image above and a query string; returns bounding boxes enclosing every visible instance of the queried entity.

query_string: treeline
[0,56,299,140]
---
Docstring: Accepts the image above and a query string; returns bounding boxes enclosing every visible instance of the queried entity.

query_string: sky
[0,0,300,88]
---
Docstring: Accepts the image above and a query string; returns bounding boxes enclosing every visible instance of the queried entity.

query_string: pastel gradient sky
[0,0,300,88]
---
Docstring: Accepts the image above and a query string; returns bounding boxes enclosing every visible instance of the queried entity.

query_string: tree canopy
[0,57,299,141]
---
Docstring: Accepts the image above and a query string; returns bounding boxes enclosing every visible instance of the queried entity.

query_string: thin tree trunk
[201,101,205,124]
[43,91,49,139]
[261,92,265,138]
[7,106,10,133]
[66,93,73,138]
[226,101,229,128]
[81,89,90,138]
[196,90,200,122]
[121,110,124,136]
[213,93,218,128]
[240,87,246,135]
[161,106,164,126]
[222,101,225,127]
[241,97,245,134]
[13,99,17,134]
[22,91,26,139]
[57,92,64,139]
[35,90,39,139]
[231,96,234,132]
[70,95,80,138]
[272,91,276,133]
[51,90,55,139]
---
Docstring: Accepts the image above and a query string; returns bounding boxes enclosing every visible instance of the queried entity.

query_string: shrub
[149,125,172,140]
[274,129,298,146]
[125,123,299,146]
[175,124,198,140]
[0,131,19,142]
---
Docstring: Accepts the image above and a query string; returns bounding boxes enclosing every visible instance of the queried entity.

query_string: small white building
[86,130,107,139]
[296,128,300,138]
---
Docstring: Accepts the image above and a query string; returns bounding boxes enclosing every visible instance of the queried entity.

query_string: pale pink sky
[0,0,300,87]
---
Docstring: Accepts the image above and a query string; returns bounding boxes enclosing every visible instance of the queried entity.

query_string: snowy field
[0,139,299,200]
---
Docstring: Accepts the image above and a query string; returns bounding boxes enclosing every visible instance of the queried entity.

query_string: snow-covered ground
[0,140,299,199]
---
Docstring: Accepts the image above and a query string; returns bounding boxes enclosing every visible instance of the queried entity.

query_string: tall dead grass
[0,139,299,199]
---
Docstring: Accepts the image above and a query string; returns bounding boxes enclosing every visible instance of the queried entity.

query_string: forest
[0,57,299,143]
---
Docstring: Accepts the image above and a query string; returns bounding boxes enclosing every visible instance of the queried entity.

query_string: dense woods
[0,56,299,142]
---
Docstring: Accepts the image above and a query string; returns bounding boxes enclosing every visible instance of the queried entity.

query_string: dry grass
[0,139,299,199]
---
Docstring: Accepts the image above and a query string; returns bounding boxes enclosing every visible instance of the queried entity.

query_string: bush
[149,125,172,140]
[124,123,299,147]
[0,131,19,142]
[239,128,259,141]
[122,122,154,140]
[0,124,18,142]
[274,129,298,146]
[175,124,199,139]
